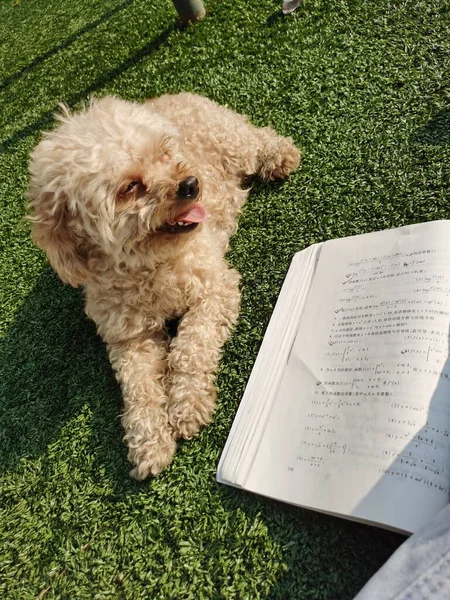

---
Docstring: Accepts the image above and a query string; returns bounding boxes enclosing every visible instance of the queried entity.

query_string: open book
[217,220,450,535]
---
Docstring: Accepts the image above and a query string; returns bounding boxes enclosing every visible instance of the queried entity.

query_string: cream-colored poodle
[28,93,300,479]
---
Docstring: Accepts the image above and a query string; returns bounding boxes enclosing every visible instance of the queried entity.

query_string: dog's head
[27,96,206,287]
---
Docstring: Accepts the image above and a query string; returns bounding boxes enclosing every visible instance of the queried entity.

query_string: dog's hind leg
[253,127,301,182]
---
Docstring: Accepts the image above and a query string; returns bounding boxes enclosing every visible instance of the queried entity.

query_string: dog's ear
[27,188,91,288]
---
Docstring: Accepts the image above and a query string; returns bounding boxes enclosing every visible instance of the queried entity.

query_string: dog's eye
[124,181,140,194]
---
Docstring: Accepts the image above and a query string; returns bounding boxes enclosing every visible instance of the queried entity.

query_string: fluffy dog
[28,93,300,479]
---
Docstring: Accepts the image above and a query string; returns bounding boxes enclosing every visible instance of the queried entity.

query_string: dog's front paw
[125,427,176,480]
[260,137,300,181]
[168,373,216,440]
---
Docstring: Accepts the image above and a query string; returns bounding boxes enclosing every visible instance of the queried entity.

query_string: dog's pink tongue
[175,203,207,224]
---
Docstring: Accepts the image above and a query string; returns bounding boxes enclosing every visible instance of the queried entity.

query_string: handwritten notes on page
[245,221,450,533]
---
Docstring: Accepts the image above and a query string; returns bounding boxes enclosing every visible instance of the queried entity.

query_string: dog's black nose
[177,176,199,199]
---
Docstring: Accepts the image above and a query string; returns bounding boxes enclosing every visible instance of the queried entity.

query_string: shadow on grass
[414,107,450,146]
[217,485,403,600]
[0,0,135,93]
[0,23,176,155]
[265,10,286,26]
[0,267,127,476]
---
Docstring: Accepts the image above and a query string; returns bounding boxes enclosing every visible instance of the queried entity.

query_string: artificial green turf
[1,0,450,597]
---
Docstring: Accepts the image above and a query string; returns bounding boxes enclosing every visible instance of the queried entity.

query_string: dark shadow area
[165,317,180,338]
[0,268,124,475]
[0,23,176,155]
[243,174,294,195]
[0,0,134,93]
[265,10,286,26]
[414,107,450,146]
[217,485,403,600]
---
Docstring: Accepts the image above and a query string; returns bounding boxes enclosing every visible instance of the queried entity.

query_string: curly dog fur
[27,93,300,479]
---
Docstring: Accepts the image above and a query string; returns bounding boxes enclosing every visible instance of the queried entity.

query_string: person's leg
[354,505,450,599]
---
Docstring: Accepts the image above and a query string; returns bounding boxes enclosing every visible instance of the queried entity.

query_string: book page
[218,244,322,486]
[244,221,450,533]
